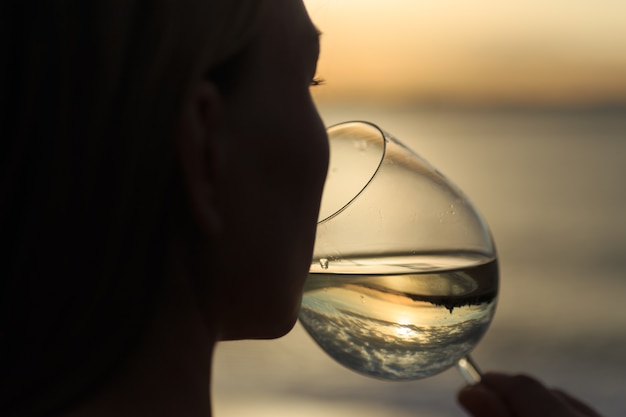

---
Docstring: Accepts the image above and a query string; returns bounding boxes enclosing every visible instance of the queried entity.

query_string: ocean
[213,104,626,417]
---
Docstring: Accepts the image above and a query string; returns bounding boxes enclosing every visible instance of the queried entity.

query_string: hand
[458,372,602,417]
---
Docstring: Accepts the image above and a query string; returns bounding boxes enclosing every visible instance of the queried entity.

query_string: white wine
[299,253,498,380]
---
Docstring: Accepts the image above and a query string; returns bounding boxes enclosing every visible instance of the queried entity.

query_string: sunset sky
[304,0,626,106]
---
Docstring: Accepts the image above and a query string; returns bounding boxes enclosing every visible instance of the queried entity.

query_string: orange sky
[304,0,626,105]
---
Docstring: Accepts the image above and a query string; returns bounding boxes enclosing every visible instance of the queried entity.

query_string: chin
[219,317,298,341]
[257,313,299,340]
[219,298,302,341]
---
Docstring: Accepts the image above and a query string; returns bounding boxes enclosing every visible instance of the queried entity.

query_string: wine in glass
[299,121,498,383]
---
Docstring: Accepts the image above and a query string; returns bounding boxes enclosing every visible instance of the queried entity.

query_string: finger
[458,384,513,417]
[480,373,569,417]
[553,389,602,417]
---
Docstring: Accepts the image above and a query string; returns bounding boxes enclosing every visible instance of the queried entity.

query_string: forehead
[256,0,319,53]
[224,0,319,95]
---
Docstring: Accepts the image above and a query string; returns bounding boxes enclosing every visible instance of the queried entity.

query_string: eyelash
[310,77,325,87]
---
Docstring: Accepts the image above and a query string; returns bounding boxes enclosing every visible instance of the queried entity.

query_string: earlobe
[177,80,224,237]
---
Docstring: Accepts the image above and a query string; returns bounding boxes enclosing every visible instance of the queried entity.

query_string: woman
[0,0,602,416]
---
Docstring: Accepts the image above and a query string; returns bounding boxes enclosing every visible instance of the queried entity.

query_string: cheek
[266,110,329,262]
[213,112,328,339]
[250,113,328,296]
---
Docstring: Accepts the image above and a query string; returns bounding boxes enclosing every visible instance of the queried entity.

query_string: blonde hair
[1,1,262,415]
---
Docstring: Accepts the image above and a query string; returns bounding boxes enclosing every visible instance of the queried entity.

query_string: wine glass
[298,121,498,383]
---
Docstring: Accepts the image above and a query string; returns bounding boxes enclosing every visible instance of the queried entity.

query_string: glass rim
[318,120,387,224]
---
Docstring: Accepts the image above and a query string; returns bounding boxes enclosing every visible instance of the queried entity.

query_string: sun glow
[305,0,626,105]
[394,325,414,339]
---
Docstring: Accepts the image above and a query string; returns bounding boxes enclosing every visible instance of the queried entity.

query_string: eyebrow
[310,27,322,52]
[304,26,321,60]
[299,23,321,66]
[303,22,320,39]
[305,26,322,47]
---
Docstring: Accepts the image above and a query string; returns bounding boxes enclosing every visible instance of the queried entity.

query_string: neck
[65,243,218,417]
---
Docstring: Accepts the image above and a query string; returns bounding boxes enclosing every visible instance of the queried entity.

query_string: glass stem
[456,355,483,385]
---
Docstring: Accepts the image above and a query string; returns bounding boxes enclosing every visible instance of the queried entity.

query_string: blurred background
[214,1,626,416]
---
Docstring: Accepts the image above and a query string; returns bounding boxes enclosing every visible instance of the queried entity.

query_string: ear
[177,80,224,237]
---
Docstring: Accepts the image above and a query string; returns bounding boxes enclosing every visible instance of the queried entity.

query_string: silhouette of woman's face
[212,0,328,340]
